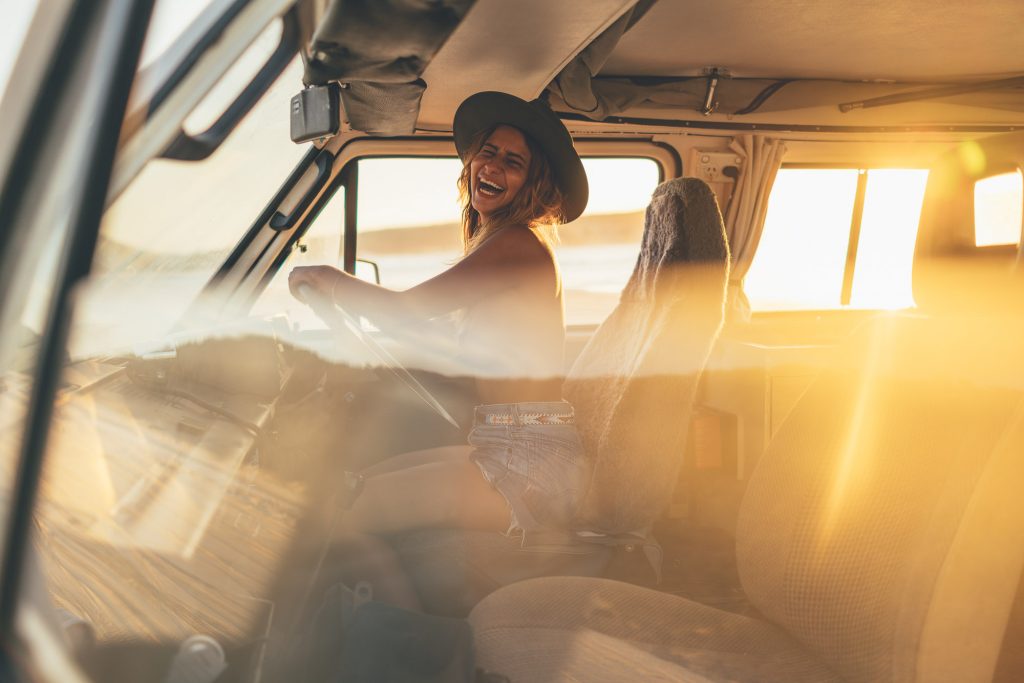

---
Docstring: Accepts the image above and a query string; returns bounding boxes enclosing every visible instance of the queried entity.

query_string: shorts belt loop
[510,403,521,427]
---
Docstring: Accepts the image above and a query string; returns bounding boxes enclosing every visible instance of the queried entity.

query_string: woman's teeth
[477,178,505,196]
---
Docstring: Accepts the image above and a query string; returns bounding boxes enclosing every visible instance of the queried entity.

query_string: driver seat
[391,178,730,614]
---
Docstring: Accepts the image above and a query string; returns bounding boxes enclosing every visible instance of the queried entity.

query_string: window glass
[357,158,466,290]
[975,170,1023,247]
[352,156,660,326]
[745,170,859,310]
[558,159,660,325]
[0,0,37,98]
[850,169,929,309]
[72,56,308,359]
[745,168,929,311]
[139,0,219,71]
[182,20,284,135]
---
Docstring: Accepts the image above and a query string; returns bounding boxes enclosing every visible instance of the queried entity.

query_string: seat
[391,177,730,614]
[471,314,1024,682]
[468,138,1024,681]
[564,177,730,536]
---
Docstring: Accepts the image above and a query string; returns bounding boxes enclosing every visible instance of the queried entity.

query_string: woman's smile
[469,125,531,219]
[476,176,506,198]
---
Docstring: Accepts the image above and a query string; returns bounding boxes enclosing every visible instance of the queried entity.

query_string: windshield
[73,50,307,359]
[0,2,37,100]
[138,0,219,72]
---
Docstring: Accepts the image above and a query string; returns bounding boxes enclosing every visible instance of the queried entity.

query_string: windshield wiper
[839,74,1024,113]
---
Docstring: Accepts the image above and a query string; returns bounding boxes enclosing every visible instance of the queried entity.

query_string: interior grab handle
[161,12,299,161]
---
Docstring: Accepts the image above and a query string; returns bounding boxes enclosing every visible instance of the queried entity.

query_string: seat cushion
[469,577,841,682]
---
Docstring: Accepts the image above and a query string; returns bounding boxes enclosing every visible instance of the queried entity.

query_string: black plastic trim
[269,150,333,230]
[341,161,358,274]
[734,80,795,116]
[161,9,299,161]
[246,163,352,307]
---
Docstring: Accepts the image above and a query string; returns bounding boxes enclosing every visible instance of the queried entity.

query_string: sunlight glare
[745,169,859,310]
[957,141,987,177]
[816,319,890,553]
[850,169,929,309]
[975,170,1023,247]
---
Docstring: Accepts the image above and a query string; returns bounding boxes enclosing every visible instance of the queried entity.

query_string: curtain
[723,135,787,321]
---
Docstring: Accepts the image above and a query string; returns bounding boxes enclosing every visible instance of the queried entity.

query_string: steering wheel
[295,284,461,430]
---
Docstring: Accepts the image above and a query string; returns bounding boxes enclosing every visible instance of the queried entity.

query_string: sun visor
[546,0,658,120]
[302,0,476,135]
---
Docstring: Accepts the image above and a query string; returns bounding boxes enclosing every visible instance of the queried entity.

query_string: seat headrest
[622,177,730,303]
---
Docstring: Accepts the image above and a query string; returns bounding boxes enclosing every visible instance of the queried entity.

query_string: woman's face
[468,125,532,220]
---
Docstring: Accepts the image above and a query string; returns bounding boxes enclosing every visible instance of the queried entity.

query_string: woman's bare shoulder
[480,225,555,265]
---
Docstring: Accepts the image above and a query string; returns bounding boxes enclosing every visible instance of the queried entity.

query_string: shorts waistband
[474,401,575,426]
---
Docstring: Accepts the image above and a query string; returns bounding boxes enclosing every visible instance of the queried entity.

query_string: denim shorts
[468,401,589,538]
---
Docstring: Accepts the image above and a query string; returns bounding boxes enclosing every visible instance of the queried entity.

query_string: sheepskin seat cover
[565,177,729,535]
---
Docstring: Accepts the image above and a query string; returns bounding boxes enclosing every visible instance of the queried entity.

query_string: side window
[352,156,661,326]
[84,49,308,356]
[744,167,929,311]
[974,170,1023,247]
[357,158,465,289]
[557,158,660,325]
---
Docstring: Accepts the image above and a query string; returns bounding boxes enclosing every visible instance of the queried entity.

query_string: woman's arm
[288,226,556,322]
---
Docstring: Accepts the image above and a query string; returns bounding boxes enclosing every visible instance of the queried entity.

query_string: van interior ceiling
[291,0,1024,135]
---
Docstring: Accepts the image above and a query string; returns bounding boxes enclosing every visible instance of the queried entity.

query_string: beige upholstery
[472,315,1024,682]
[565,177,729,534]
[471,577,841,682]
[736,315,1024,683]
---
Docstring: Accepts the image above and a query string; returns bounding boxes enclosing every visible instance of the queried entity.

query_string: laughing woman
[288,93,590,590]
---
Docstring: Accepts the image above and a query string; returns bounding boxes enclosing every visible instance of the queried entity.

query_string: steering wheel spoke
[296,284,461,430]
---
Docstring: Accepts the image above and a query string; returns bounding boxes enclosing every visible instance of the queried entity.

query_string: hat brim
[453,92,589,223]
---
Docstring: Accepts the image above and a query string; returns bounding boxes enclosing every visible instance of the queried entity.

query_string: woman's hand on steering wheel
[287,265,461,430]
[288,265,343,305]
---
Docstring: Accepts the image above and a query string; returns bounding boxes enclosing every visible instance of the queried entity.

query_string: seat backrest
[736,316,1024,683]
[564,177,729,535]
[735,136,1024,683]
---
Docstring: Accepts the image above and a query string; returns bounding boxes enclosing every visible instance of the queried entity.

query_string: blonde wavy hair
[456,126,566,254]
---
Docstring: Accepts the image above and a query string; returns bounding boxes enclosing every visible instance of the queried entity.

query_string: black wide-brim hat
[453,91,589,223]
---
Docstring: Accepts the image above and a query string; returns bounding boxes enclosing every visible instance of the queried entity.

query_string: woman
[289,92,590,548]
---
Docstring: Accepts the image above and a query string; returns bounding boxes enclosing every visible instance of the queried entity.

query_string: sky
[0,0,215,102]
[0,1,37,98]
